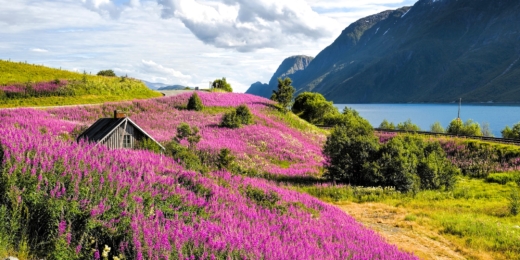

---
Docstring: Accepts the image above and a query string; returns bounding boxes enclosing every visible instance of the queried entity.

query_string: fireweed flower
[0,93,417,259]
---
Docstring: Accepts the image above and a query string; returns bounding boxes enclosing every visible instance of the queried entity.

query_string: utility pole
[457,98,462,122]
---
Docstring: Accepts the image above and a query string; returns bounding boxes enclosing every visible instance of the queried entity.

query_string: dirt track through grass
[335,202,495,260]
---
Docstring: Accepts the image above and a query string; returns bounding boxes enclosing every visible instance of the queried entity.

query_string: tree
[396,119,420,131]
[292,92,337,124]
[446,119,482,136]
[481,122,493,137]
[323,126,380,184]
[271,77,295,112]
[212,78,233,92]
[97,70,116,77]
[379,119,396,130]
[430,121,445,133]
[502,122,520,139]
[187,92,204,111]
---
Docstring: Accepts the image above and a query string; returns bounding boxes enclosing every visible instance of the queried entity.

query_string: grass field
[0,60,161,108]
[297,176,520,259]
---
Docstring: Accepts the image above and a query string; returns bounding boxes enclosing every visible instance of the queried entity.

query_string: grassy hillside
[0,93,414,259]
[0,60,161,107]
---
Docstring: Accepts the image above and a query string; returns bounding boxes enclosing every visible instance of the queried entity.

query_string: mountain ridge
[247,0,520,103]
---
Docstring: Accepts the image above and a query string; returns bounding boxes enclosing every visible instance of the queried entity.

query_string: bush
[502,122,520,139]
[324,125,459,192]
[292,92,337,124]
[446,119,482,136]
[175,122,201,149]
[136,138,162,153]
[96,70,116,77]
[217,148,235,170]
[211,78,233,92]
[323,124,380,184]
[220,105,254,128]
[396,119,420,131]
[379,119,395,130]
[220,111,241,128]
[235,105,253,125]
[187,93,204,111]
[430,121,445,133]
[486,173,520,185]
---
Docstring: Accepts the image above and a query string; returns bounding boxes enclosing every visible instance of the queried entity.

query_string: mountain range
[141,80,189,91]
[247,0,520,103]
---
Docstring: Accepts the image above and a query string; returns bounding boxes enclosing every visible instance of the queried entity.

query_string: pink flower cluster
[46,92,325,176]
[0,101,416,259]
[0,80,68,95]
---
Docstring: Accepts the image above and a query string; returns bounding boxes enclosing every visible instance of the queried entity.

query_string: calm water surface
[335,104,520,137]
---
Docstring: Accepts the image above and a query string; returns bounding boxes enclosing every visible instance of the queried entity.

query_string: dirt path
[334,202,469,260]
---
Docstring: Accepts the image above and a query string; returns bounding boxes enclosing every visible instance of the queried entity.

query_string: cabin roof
[77,117,165,150]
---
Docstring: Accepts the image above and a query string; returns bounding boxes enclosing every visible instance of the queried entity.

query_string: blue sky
[0,0,417,92]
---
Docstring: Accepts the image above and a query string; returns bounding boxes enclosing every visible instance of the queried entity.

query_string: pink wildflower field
[0,92,416,259]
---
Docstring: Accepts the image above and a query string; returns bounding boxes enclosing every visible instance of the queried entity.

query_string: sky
[0,0,417,92]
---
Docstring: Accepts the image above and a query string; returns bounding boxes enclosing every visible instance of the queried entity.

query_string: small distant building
[77,110,165,151]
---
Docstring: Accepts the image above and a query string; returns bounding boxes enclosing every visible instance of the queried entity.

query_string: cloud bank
[157,0,337,52]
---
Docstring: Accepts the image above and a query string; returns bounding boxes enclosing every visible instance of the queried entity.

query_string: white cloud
[158,0,339,52]
[30,48,49,53]
[0,0,418,92]
[81,0,141,18]
[140,59,191,79]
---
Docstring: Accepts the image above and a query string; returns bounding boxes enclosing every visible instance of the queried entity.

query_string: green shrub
[244,186,285,212]
[220,111,241,128]
[187,93,204,111]
[175,122,201,149]
[447,119,482,136]
[211,78,233,92]
[502,122,520,139]
[96,70,116,77]
[220,105,254,129]
[486,173,520,185]
[379,119,395,130]
[217,148,235,170]
[430,121,445,133]
[235,105,253,125]
[396,119,421,131]
[292,92,337,124]
[136,138,162,153]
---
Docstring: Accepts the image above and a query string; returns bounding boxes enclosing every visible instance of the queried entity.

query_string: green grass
[0,60,162,108]
[297,177,520,259]
[0,60,97,84]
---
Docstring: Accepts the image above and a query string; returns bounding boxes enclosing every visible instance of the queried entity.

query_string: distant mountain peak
[246,55,314,98]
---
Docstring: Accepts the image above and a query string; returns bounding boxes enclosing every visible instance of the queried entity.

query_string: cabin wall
[102,123,142,149]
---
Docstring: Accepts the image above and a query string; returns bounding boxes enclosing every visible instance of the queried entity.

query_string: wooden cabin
[77,111,165,151]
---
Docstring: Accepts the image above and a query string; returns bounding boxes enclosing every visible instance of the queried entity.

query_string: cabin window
[123,135,132,148]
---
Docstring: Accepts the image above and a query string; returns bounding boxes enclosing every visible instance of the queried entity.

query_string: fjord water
[335,104,520,137]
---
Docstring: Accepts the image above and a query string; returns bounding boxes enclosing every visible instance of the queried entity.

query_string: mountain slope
[246,55,313,98]
[281,0,520,103]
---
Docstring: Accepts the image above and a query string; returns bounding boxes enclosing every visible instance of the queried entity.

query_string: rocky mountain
[246,55,313,98]
[250,0,520,103]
